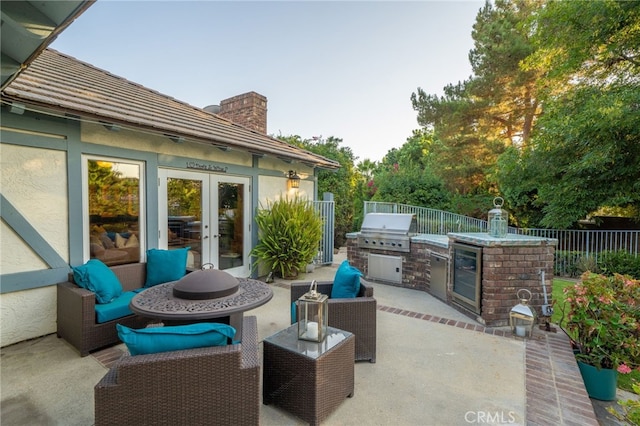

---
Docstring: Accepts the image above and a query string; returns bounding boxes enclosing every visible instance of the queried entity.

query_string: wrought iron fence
[516,228,640,276]
[363,202,640,277]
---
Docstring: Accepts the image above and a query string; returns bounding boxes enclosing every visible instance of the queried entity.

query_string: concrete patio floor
[1,249,611,425]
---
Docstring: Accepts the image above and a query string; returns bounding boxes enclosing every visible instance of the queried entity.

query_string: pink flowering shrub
[563,272,640,371]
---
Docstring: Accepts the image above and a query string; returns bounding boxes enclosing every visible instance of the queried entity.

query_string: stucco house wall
[0,53,336,348]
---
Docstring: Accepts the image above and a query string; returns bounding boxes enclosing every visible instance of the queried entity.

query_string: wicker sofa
[94,316,260,426]
[57,263,150,356]
[291,278,377,362]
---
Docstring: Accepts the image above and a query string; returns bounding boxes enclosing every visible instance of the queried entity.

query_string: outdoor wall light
[288,170,300,189]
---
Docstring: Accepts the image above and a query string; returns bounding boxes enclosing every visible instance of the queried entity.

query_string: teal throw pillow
[145,247,189,287]
[72,259,123,304]
[331,260,362,299]
[117,322,236,356]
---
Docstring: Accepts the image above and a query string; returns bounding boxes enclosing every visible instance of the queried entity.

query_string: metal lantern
[488,196,508,238]
[510,289,536,339]
[297,280,328,342]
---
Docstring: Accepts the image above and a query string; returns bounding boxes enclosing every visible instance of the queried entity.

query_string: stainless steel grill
[357,213,417,252]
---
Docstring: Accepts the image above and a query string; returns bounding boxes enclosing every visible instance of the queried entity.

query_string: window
[83,157,145,266]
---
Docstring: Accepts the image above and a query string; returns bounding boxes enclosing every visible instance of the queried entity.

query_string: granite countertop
[348,231,557,248]
[447,232,558,247]
[411,234,450,248]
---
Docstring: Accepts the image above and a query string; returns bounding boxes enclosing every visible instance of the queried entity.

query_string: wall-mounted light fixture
[288,170,300,189]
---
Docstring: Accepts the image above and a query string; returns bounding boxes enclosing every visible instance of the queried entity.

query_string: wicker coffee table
[263,324,355,426]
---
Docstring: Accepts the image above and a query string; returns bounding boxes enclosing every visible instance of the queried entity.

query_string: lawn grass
[619,370,640,393]
[552,278,639,393]
[551,278,574,327]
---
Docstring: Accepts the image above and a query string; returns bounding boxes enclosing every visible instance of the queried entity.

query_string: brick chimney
[218,91,267,134]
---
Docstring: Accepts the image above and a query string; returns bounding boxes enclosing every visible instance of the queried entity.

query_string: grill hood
[358,213,417,252]
[360,213,417,235]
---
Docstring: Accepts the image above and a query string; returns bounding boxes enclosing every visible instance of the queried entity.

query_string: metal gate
[313,196,334,265]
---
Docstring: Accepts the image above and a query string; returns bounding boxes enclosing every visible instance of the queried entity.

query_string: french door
[158,169,251,277]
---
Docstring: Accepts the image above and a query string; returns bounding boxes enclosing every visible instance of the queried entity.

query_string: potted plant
[561,272,640,400]
[250,195,323,279]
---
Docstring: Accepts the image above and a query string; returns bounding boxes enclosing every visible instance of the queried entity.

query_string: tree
[277,135,358,248]
[411,0,543,206]
[509,0,640,228]
[468,0,542,147]
[353,158,379,230]
[372,130,450,210]
[520,85,640,228]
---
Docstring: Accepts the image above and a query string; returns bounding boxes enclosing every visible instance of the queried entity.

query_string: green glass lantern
[488,196,508,238]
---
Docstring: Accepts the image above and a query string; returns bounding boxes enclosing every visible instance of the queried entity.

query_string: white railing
[363,202,640,276]
[364,201,488,234]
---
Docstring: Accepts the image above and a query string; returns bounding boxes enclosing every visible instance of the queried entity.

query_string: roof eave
[0,95,341,170]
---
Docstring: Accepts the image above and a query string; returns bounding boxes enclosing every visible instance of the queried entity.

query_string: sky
[51,0,483,163]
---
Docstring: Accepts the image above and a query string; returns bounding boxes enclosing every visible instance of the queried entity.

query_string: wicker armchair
[291,278,377,363]
[94,316,260,426]
[57,263,151,356]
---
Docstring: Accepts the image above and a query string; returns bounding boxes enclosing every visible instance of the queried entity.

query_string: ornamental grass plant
[250,195,323,279]
[562,272,640,373]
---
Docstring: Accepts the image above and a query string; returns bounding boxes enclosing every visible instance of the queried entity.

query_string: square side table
[263,324,355,426]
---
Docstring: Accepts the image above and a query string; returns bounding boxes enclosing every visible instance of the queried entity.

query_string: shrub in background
[598,250,640,279]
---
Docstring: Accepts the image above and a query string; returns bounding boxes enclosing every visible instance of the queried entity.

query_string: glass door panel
[167,177,203,269]
[159,169,250,276]
[218,182,244,271]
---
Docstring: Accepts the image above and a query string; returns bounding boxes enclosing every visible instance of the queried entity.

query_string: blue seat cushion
[117,322,236,356]
[72,259,123,304]
[95,291,137,323]
[145,247,189,287]
[331,260,362,299]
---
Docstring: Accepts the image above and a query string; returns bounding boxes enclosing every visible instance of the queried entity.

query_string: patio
[1,250,603,425]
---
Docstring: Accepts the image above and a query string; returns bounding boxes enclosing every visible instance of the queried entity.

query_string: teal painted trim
[67,141,160,263]
[0,129,68,151]
[1,109,72,150]
[146,161,159,250]
[249,155,261,278]
[1,268,70,294]
[67,124,84,266]
[0,194,69,269]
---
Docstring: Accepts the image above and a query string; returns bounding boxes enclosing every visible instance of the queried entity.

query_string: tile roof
[1,49,340,170]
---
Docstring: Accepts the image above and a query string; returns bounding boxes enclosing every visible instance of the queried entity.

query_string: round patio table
[130,278,273,340]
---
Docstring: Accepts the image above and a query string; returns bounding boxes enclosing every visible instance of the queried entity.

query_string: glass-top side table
[264,324,352,360]
[263,324,355,426]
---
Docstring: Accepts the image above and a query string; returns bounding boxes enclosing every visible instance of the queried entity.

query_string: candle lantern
[510,289,536,339]
[488,196,508,238]
[297,280,328,342]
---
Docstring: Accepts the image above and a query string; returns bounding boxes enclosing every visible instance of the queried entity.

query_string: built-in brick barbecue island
[347,213,558,327]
